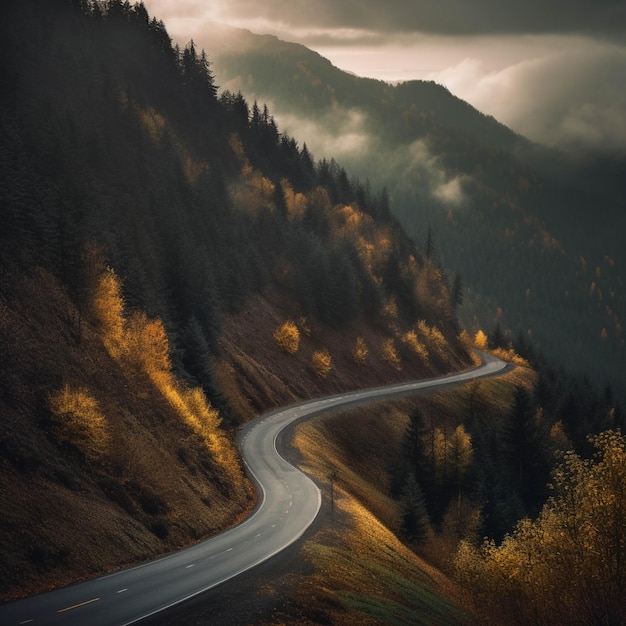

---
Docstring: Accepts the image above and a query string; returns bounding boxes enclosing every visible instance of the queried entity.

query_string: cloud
[430,38,626,151]
[398,140,470,207]
[276,108,371,159]
[142,1,626,154]
[143,0,626,40]
[433,177,467,206]
[269,104,468,208]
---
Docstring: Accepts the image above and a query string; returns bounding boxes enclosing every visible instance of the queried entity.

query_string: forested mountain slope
[207,25,626,400]
[0,0,471,598]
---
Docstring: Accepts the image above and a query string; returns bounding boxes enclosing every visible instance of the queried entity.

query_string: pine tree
[503,386,552,517]
[450,272,463,311]
[401,472,430,543]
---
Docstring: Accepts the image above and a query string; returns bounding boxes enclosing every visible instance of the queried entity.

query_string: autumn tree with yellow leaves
[455,429,626,625]
[49,385,109,462]
[85,261,244,488]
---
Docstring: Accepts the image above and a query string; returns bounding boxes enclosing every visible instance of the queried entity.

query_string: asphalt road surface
[0,353,507,625]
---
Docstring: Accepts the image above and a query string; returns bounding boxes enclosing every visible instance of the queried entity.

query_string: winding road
[0,353,507,625]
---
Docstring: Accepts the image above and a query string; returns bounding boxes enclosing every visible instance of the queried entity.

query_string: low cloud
[271,108,469,208]
[142,1,626,154]
[431,38,626,152]
[276,108,371,160]
[396,140,470,208]
[433,177,467,206]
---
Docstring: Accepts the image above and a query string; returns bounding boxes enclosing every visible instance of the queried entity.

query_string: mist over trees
[209,29,626,402]
[0,0,466,417]
[0,0,476,598]
[2,2,625,620]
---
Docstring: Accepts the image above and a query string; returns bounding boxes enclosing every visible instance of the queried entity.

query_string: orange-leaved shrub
[88,262,244,491]
[381,338,401,370]
[401,330,429,360]
[125,310,171,374]
[352,337,368,365]
[273,320,300,354]
[455,429,626,625]
[417,319,447,350]
[473,329,488,350]
[311,348,332,378]
[49,384,109,462]
[150,370,243,488]
[91,266,125,358]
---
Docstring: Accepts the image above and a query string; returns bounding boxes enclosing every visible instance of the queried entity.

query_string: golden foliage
[150,370,243,486]
[455,429,626,625]
[311,348,332,378]
[401,330,429,360]
[125,311,171,374]
[333,203,374,240]
[182,153,208,183]
[490,346,529,366]
[458,329,474,353]
[281,179,307,220]
[91,267,173,374]
[124,311,172,373]
[91,267,125,358]
[273,320,300,354]
[49,384,109,462]
[137,105,166,143]
[352,337,369,365]
[381,338,401,370]
[230,167,275,214]
[473,329,488,350]
[88,261,242,486]
[338,203,362,230]
[417,320,448,350]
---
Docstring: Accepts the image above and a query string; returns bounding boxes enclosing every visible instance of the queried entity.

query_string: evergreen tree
[488,321,505,349]
[450,272,463,312]
[425,226,436,261]
[401,472,430,543]
[503,386,552,517]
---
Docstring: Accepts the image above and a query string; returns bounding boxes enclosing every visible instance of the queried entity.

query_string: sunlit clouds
[276,109,371,159]
[428,38,626,151]
[142,0,626,153]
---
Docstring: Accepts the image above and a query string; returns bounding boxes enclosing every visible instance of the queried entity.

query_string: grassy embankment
[275,365,534,625]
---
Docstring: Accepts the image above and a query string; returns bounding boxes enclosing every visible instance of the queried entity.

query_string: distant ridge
[208,24,626,399]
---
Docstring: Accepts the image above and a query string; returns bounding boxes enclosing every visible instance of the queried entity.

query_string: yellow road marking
[57,597,100,613]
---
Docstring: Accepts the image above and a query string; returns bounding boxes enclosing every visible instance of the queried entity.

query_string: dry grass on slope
[0,267,254,600]
[262,365,537,625]
[217,291,473,424]
[144,356,534,625]
[275,404,469,625]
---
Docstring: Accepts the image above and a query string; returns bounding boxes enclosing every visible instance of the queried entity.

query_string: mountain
[3,4,625,623]
[206,25,626,400]
[0,0,471,599]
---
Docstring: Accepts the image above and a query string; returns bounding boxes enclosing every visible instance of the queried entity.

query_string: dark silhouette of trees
[0,0,467,418]
[502,387,552,517]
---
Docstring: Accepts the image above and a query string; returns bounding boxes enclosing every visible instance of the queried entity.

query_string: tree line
[0,0,465,423]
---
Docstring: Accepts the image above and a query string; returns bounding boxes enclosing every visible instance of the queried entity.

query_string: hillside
[2,4,626,624]
[0,0,471,600]
[206,25,626,400]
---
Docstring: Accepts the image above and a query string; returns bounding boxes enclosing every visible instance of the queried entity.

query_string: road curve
[0,353,508,626]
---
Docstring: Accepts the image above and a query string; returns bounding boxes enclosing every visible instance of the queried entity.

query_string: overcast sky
[143,0,626,152]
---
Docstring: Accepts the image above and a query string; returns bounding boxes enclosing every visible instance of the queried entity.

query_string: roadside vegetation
[1,2,625,622]
[0,0,468,600]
